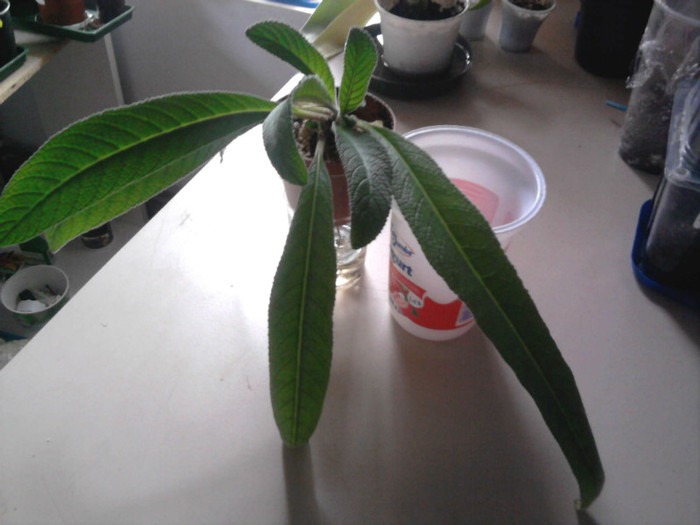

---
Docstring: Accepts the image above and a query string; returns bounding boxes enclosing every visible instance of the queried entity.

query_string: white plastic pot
[498,0,556,52]
[374,0,467,76]
[459,0,495,41]
[0,265,69,327]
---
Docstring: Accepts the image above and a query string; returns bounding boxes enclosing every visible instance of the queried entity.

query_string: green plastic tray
[11,6,133,43]
[0,46,28,82]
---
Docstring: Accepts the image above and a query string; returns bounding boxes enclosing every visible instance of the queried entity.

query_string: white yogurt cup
[389,126,546,341]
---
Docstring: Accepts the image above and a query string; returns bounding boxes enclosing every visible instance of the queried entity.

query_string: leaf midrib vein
[292,159,322,445]
[3,108,269,239]
[42,129,253,249]
[386,131,590,465]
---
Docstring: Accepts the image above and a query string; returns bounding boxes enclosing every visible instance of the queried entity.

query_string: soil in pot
[510,0,552,10]
[389,0,465,20]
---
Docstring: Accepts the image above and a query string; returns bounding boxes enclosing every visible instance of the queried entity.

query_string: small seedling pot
[498,0,556,53]
[1,265,70,327]
[459,0,495,41]
[284,93,396,227]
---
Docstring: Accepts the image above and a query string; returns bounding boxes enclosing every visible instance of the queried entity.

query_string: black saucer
[365,24,472,100]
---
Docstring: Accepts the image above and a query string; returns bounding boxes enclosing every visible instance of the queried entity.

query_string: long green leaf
[333,119,392,247]
[263,75,336,185]
[293,73,337,110]
[246,21,336,98]
[338,27,377,115]
[268,142,336,447]
[0,93,275,251]
[369,125,604,508]
[302,0,377,58]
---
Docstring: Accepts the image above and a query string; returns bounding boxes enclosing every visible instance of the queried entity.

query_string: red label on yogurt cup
[389,261,473,330]
[388,177,503,338]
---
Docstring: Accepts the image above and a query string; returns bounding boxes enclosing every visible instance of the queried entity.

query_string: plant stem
[292,103,336,122]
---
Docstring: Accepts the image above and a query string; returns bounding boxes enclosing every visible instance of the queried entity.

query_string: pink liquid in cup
[389,126,545,341]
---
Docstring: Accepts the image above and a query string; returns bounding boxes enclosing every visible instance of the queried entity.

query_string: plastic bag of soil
[619,0,700,175]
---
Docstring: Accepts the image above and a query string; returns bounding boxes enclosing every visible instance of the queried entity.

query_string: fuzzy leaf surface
[0,93,275,251]
[334,120,391,247]
[293,74,337,110]
[246,21,336,98]
[262,75,331,187]
[268,147,336,447]
[338,27,377,115]
[371,126,605,508]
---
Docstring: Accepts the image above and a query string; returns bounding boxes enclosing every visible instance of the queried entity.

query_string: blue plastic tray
[631,200,700,309]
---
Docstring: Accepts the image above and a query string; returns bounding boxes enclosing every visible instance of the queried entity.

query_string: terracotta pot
[327,94,395,226]
[36,0,86,26]
[286,93,396,226]
[284,93,395,287]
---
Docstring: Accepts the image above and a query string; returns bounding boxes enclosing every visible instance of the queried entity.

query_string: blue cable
[267,0,320,8]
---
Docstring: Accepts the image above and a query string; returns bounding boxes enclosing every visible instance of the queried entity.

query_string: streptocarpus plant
[0,22,604,508]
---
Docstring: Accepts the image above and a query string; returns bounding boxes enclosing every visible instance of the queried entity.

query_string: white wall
[0,0,310,150]
[0,39,124,149]
[110,0,310,103]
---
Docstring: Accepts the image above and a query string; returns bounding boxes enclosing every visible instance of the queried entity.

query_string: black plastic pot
[575,0,653,78]
[0,0,16,68]
[9,0,39,17]
[80,223,114,249]
[96,0,126,23]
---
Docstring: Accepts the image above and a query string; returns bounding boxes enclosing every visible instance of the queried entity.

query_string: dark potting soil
[389,0,465,21]
[293,96,395,163]
[644,182,700,294]
[510,0,551,10]
[619,69,673,175]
